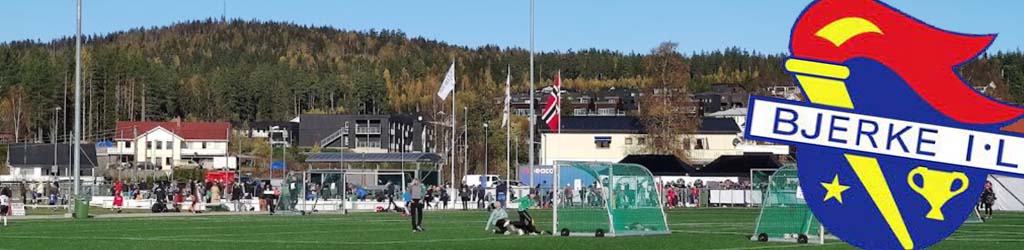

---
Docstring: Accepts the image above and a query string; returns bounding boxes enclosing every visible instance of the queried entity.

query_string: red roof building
[109,121,232,170]
[114,121,230,141]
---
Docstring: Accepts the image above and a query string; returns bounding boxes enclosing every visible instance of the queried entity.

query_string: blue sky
[2,1,1022,54]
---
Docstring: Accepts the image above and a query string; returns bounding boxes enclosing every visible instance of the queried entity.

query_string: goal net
[751,165,826,244]
[553,161,670,237]
[275,171,304,214]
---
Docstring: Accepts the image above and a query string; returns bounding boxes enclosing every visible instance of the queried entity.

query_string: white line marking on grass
[710,242,844,250]
[671,230,749,236]
[954,230,1024,236]
[960,223,1024,228]
[148,224,473,239]
[0,234,531,246]
[946,237,1024,242]
[669,223,752,226]
[6,217,492,237]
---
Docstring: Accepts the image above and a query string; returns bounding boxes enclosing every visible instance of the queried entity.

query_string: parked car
[463,174,499,187]
[490,180,525,187]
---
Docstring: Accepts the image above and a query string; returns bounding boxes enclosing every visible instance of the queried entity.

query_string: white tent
[990,175,1024,211]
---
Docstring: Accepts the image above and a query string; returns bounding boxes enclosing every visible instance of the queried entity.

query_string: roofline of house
[113,138,229,142]
[543,130,740,135]
[542,130,643,134]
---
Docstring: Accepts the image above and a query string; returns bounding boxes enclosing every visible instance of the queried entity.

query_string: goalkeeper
[514,193,543,235]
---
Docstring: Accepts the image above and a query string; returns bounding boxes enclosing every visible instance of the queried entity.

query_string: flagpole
[451,61,456,189]
[558,71,562,134]
[528,0,536,188]
[463,106,468,184]
[505,66,512,198]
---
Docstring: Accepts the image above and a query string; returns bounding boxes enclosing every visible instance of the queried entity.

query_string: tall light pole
[72,0,84,218]
[528,0,536,187]
[483,123,489,177]
[463,106,468,184]
[53,107,61,175]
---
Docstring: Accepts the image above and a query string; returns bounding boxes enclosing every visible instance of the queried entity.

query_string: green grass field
[0,208,1021,249]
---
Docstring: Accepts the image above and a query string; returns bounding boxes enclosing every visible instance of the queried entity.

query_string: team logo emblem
[745,0,1022,249]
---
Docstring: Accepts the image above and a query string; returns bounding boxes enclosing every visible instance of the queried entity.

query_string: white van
[462,175,500,187]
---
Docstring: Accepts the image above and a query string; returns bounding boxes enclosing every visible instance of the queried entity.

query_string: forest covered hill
[1,18,1022,142]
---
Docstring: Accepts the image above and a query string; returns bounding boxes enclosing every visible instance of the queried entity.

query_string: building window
[156,141,163,150]
[695,138,706,150]
[147,141,152,149]
[625,138,633,145]
[202,142,207,149]
[574,109,588,116]
[125,141,132,148]
[638,137,646,145]
[165,157,172,166]
[181,141,188,149]
[594,136,612,149]
[166,141,173,149]
[597,108,616,116]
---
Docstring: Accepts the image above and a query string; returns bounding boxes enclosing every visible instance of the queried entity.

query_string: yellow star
[821,174,850,204]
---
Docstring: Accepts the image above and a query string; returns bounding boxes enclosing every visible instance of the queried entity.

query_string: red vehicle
[205,171,236,186]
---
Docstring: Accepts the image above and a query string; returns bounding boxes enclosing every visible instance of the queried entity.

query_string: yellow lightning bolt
[815,17,884,47]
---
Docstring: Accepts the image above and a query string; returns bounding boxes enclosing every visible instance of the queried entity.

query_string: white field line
[710,242,844,250]
[3,219,491,237]
[671,230,749,236]
[946,237,1024,242]
[148,224,474,239]
[0,234,534,246]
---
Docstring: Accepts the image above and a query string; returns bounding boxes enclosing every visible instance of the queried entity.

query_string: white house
[706,107,791,157]
[109,121,231,170]
[540,116,789,165]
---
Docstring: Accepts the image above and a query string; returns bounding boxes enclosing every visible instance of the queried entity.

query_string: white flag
[436,62,456,100]
[501,66,511,128]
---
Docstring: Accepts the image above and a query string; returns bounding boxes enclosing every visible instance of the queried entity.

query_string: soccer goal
[274,171,306,215]
[965,206,985,224]
[552,161,670,237]
[751,165,828,244]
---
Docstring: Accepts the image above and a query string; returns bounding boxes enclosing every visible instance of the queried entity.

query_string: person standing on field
[0,187,11,226]
[409,179,425,232]
[385,181,399,211]
[980,181,997,221]
[231,182,243,212]
[440,187,450,210]
[475,185,486,209]
[113,180,124,213]
[459,183,471,210]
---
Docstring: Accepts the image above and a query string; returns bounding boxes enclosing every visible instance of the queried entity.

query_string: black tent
[6,143,97,168]
[697,154,781,177]
[618,154,698,176]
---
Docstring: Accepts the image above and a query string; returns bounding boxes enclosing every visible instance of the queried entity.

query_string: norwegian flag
[541,71,561,133]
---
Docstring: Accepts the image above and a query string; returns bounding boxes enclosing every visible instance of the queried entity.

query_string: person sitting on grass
[486,199,549,236]
[485,202,511,234]
[484,202,532,235]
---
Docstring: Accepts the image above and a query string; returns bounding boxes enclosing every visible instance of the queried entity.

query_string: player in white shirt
[0,187,11,227]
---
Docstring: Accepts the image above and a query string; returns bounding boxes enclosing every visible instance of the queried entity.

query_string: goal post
[552,161,670,237]
[751,165,828,244]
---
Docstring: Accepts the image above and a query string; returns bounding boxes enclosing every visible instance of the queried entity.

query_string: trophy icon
[908,166,970,221]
